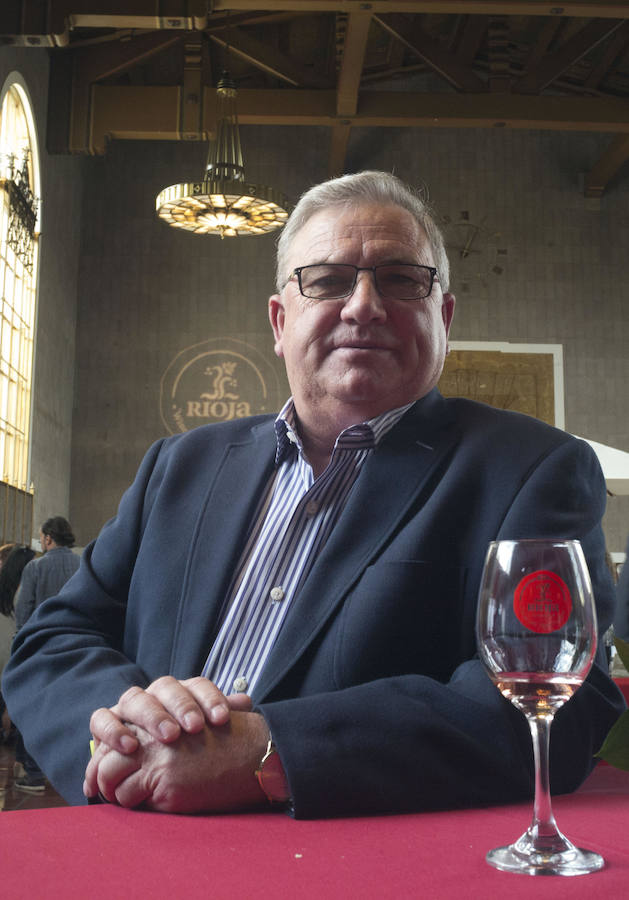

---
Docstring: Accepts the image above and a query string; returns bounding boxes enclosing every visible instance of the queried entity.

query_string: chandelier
[156,72,290,237]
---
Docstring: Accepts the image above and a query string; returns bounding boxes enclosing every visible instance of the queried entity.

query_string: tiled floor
[0,735,68,811]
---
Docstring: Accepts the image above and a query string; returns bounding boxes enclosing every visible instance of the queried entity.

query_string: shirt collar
[274,398,415,465]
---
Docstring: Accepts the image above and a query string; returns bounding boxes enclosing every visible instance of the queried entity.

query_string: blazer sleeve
[258,437,625,818]
[1,438,168,803]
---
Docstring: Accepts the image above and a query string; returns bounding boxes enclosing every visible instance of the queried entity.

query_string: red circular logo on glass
[513,570,572,633]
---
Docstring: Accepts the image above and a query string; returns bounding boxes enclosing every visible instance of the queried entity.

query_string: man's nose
[340,270,387,322]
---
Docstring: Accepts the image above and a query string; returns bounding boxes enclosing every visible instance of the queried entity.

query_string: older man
[3,171,623,816]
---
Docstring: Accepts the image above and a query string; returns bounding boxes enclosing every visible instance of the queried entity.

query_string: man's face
[268,203,455,420]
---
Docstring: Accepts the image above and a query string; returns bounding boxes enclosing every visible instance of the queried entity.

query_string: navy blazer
[3,390,624,815]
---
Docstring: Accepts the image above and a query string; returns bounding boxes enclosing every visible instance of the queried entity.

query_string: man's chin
[329,373,405,408]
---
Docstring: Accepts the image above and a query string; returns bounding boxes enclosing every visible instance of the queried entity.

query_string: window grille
[0,81,38,541]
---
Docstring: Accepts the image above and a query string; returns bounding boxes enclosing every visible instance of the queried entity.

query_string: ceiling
[2,2,629,192]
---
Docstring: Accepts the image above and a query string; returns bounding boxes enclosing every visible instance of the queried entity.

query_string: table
[3,765,629,899]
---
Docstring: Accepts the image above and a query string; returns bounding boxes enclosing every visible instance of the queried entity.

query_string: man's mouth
[336,341,391,351]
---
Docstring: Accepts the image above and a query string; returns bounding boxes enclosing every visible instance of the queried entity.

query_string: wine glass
[476,539,604,876]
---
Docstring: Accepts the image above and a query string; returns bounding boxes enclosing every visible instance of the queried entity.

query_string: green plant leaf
[596,710,629,770]
[615,635,629,672]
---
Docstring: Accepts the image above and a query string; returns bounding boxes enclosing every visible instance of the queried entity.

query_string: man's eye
[303,273,350,294]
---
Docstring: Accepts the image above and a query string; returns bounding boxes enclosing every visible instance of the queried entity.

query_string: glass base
[487,833,605,876]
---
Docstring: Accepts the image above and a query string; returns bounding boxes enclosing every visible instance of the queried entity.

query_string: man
[12,516,80,791]
[2,172,623,816]
[14,517,80,631]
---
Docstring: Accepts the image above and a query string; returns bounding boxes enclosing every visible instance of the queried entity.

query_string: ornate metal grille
[2,151,38,273]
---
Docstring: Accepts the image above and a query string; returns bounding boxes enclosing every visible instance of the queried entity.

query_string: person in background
[11,517,80,791]
[0,543,17,568]
[14,517,80,632]
[2,171,624,815]
[0,544,35,742]
[0,545,35,619]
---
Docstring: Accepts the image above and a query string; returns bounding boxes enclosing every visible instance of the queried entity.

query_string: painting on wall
[439,342,564,428]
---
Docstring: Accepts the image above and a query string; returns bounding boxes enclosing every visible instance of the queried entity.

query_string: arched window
[0,76,39,540]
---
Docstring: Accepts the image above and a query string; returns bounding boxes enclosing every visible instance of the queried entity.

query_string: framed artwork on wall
[439,342,564,429]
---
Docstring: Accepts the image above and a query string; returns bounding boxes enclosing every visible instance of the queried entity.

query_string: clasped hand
[84,676,269,813]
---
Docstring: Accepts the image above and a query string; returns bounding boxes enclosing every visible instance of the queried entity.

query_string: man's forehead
[287,203,430,260]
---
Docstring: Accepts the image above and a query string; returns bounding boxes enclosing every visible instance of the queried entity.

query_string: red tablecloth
[2,765,629,899]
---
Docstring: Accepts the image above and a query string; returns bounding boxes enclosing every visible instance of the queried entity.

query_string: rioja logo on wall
[160,338,282,434]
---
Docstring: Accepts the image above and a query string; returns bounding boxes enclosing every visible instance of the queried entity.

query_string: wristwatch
[255,736,291,805]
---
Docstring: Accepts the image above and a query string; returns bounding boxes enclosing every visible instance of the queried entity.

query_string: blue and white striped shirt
[202,399,413,694]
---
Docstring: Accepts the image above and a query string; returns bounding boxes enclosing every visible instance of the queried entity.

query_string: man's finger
[178,676,236,726]
[95,749,143,805]
[83,741,109,797]
[144,676,210,732]
[226,692,253,712]
[89,706,140,755]
[111,682,183,742]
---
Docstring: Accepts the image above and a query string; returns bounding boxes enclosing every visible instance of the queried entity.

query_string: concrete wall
[68,125,629,552]
[0,47,82,535]
[0,47,82,668]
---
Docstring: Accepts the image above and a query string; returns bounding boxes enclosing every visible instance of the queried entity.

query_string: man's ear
[268,294,285,358]
[442,292,455,340]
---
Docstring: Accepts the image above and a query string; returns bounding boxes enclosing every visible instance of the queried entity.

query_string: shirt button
[270,586,284,603]
[305,500,319,517]
[233,676,248,693]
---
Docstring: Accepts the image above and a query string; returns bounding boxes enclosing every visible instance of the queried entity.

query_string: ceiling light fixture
[156,72,290,238]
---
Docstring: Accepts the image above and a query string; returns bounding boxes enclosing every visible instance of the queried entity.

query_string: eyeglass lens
[297,264,435,301]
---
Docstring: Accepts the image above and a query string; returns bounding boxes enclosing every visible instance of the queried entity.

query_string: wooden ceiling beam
[487,15,512,92]
[375,14,487,91]
[522,15,562,74]
[583,132,629,196]
[337,12,372,116]
[353,90,629,129]
[516,18,627,92]
[214,2,629,16]
[208,25,328,88]
[583,20,629,89]
[68,31,185,152]
[72,30,185,82]
[331,11,371,176]
[454,14,489,64]
[86,84,629,153]
[5,3,629,49]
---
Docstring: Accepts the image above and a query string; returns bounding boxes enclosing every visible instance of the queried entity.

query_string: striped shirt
[202,399,414,695]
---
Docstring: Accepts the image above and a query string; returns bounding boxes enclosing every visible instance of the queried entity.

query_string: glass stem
[526,712,566,850]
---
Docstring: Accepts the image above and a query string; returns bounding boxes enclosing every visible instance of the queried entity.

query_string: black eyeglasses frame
[287,263,439,302]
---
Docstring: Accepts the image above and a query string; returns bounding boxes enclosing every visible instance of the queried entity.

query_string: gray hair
[276,170,450,293]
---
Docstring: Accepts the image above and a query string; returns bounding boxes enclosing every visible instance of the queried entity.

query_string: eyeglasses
[287,263,438,302]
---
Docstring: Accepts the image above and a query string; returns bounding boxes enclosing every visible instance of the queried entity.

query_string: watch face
[258,749,290,803]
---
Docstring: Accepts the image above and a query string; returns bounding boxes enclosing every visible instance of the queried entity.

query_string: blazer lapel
[253,392,460,701]
[169,420,277,678]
